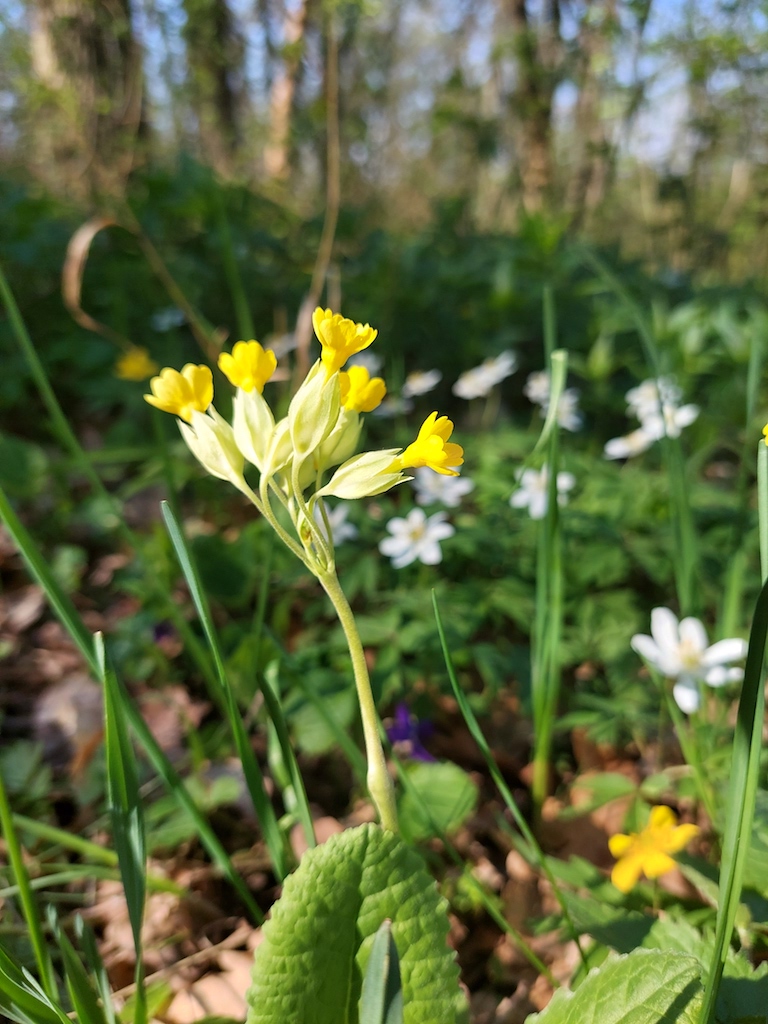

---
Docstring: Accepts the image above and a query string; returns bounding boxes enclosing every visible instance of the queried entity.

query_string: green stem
[319,569,398,832]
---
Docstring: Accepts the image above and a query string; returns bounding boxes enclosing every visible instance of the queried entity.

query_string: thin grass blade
[47,909,108,1024]
[160,500,295,876]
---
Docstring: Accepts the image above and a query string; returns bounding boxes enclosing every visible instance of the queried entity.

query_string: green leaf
[359,920,404,1024]
[396,761,478,843]
[246,823,466,1024]
[526,949,703,1024]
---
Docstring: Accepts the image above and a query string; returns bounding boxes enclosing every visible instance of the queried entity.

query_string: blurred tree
[264,0,312,180]
[181,0,245,174]
[500,0,564,213]
[28,0,146,201]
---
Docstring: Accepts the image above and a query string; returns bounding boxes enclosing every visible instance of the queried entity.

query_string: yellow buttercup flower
[115,346,159,382]
[339,365,386,413]
[609,805,699,893]
[313,307,378,376]
[396,411,464,477]
[218,340,277,394]
[144,364,213,422]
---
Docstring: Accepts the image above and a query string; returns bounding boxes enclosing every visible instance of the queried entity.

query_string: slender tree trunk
[182,0,245,175]
[264,0,311,180]
[504,0,561,213]
[566,0,619,227]
[29,0,145,201]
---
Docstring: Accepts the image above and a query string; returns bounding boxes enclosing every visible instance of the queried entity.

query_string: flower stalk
[143,309,463,835]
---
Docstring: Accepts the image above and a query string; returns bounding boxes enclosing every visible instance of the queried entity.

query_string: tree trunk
[264,0,311,181]
[566,0,619,227]
[504,0,561,213]
[29,0,145,201]
[182,0,245,175]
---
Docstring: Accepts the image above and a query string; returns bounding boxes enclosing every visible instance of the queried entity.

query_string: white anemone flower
[313,501,358,546]
[372,395,415,418]
[641,403,700,440]
[510,465,575,520]
[631,607,748,713]
[402,369,442,398]
[604,427,657,460]
[412,466,474,508]
[379,508,455,568]
[626,378,682,421]
[524,370,583,431]
[452,350,517,399]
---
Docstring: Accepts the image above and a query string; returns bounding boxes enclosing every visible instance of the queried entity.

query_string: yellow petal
[611,853,644,893]
[608,833,634,858]
[641,851,677,880]
[648,805,677,831]
[665,824,700,854]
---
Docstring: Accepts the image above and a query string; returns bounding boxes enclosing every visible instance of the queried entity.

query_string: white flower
[524,371,583,431]
[524,370,551,406]
[604,427,657,460]
[402,369,442,398]
[313,501,358,546]
[452,350,517,399]
[510,465,575,520]
[379,508,455,568]
[631,607,748,713]
[626,378,682,421]
[347,350,383,375]
[604,375,699,459]
[412,466,474,508]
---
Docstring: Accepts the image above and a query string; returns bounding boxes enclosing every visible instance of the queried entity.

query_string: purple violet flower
[387,702,436,762]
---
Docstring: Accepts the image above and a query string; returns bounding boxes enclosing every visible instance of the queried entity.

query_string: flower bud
[179,408,247,492]
[288,361,341,459]
[318,449,407,500]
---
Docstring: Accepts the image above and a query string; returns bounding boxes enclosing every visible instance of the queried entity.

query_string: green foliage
[396,761,478,843]
[526,949,703,1024]
[246,824,467,1024]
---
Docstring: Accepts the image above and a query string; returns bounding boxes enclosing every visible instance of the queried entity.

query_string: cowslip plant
[146,308,468,1022]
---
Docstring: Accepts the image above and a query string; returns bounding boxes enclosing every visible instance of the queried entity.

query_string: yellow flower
[763,423,768,446]
[396,412,464,477]
[313,307,378,376]
[339,365,386,413]
[218,340,277,394]
[609,805,700,893]
[115,346,159,382]
[144,364,213,422]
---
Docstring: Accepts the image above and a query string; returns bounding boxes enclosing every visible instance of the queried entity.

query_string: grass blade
[700,445,768,1022]
[431,590,587,969]
[47,909,109,1024]
[0,771,57,1000]
[0,945,70,1024]
[161,500,296,876]
[97,633,147,1024]
[75,917,118,1024]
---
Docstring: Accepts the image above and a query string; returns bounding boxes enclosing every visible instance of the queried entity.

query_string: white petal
[673,679,701,714]
[557,472,576,492]
[392,548,418,568]
[418,541,444,565]
[379,535,411,558]
[704,664,744,688]
[510,490,530,509]
[528,491,548,519]
[631,633,662,667]
[674,404,699,429]
[650,607,680,655]
[679,616,708,656]
[427,522,456,542]
[701,637,748,667]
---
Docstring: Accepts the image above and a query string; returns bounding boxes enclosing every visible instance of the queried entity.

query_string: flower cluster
[510,464,575,520]
[453,351,517,400]
[604,377,699,460]
[144,309,464,577]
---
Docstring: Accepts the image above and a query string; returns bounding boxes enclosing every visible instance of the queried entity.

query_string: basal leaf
[397,761,478,843]
[526,949,703,1024]
[246,823,466,1024]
